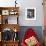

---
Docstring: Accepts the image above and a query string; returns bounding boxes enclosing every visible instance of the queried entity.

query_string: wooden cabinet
[0,7,20,46]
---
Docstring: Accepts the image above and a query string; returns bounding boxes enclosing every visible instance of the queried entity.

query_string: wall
[18,0,43,26]
[18,26,43,43]
[0,0,44,26]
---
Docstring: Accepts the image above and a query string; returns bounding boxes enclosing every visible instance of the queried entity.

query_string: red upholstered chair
[21,28,41,46]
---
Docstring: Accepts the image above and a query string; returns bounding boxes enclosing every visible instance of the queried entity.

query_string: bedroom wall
[18,0,44,26]
[18,26,44,43]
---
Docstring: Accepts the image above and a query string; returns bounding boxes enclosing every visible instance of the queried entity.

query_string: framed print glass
[25,7,36,20]
[1,28,13,41]
[2,10,9,15]
[8,16,17,24]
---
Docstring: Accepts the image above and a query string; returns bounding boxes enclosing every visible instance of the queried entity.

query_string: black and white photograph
[25,7,36,20]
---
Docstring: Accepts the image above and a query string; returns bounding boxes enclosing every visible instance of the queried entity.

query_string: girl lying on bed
[21,28,41,46]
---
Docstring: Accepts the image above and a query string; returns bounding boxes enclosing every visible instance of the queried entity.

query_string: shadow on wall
[18,26,43,43]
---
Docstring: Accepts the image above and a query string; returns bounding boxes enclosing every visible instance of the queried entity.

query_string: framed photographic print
[8,16,17,24]
[25,7,36,20]
[2,10,9,15]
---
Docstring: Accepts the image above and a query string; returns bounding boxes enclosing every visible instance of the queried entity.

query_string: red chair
[21,28,41,46]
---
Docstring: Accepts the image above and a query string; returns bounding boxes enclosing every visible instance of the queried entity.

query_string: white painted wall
[17,0,44,26]
[0,0,43,26]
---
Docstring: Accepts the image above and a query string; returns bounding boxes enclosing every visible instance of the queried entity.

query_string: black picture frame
[25,7,36,20]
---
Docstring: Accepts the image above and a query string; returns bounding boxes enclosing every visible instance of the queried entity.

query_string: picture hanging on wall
[25,7,36,20]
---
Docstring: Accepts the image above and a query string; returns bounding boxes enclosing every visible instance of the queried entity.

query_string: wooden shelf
[2,40,19,42]
[0,40,19,46]
[0,7,20,46]
[0,7,19,10]
[0,24,20,32]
